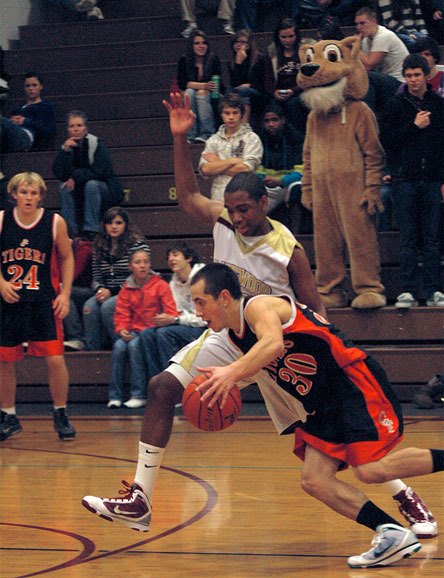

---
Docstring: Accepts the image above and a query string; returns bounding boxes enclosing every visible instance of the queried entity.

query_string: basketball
[182,374,242,432]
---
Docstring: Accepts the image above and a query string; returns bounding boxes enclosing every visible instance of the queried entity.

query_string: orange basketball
[182,374,242,431]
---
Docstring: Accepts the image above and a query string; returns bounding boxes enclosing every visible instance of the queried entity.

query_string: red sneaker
[393,487,438,538]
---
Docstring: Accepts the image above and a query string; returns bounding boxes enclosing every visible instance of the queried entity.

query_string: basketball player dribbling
[82,94,437,551]
[0,172,76,441]
[188,262,443,567]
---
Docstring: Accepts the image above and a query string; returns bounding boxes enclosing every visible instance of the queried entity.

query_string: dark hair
[67,109,88,126]
[402,53,430,76]
[274,18,299,67]
[355,7,378,20]
[166,240,201,267]
[410,37,440,64]
[225,172,268,201]
[219,92,246,116]
[24,71,43,84]
[191,263,242,300]
[186,29,213,78]
[263,103,285,118]
[317,16,345,40]
[229,29,260,74]
[94,206,146,259]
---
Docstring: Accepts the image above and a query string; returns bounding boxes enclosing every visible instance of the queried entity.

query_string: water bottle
[211,75,220,99]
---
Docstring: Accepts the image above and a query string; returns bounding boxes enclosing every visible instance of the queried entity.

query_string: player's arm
[287,246,328,320]
[199,297,290,406]
[163,93,223,225]
[53,215,74,319]
[359,50,385,71]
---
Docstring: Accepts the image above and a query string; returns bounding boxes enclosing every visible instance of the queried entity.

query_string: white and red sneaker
[393,487,438,538]
[82,480,151,532]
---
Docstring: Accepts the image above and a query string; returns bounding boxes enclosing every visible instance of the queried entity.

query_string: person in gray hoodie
[199,94,263,200]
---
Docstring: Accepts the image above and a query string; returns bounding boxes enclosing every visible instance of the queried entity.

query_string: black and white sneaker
[0,411,22,441]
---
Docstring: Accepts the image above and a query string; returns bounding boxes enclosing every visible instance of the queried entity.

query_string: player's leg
[0,361,22,440]
[81,331,240,531]
[302,445,421,568]
[46,355,76,440]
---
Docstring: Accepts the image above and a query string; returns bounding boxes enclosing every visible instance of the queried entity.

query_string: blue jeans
[184,89,215,140]
[0,117,32,153]
[83,294,117,350]
[139,325,206,380]
[63,287,94,341]
[109,333,147,401]
[397,31,428,51]
[377,184,394,232]
[59,179,113,236]
[391,180,442,298]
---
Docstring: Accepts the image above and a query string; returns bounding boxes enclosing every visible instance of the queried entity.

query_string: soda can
[211,75,220,99]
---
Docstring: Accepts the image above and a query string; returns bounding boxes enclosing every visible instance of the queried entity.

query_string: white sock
[2,407,16,415]
[384,479,407,496]
[134,441,165,503]
[53,405,66,410]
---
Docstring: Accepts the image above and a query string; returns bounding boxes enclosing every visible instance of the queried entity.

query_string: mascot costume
[298,36,386,309]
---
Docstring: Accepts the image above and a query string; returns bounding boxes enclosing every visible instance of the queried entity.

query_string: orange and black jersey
[0,208,59,302]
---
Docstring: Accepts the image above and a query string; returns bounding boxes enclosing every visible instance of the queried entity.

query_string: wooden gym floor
[0,405,443,578]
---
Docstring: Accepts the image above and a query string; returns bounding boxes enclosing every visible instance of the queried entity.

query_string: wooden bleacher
[1,0,443,403]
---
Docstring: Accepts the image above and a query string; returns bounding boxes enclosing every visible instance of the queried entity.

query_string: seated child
[108,248,178,409]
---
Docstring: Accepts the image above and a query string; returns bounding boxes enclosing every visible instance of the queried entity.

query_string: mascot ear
[299,44,314,63]
[341,35,362,59]
[340,35,369,100]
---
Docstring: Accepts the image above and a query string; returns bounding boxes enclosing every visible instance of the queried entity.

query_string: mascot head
[297,36,368,114]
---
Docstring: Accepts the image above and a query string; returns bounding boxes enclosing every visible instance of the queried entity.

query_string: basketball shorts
[167,329,308,435]
[292,356,404,467]
[0,300,64,362]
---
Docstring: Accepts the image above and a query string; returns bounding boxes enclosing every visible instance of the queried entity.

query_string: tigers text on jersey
[0,207,60,301]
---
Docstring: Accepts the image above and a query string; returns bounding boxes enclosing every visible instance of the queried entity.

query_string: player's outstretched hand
[162,92,196,137]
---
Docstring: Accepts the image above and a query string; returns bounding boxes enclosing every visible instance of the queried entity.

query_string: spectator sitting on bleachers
[63,227,94,351]
[256,104,310,233]
[52,110,124,239]
[379,53,444,309]
[177,29,223,143]
[293,0,370,28]
[180,0,235,37]
[376,0,429,50]
[198,93,263,201]
[0,71,56,153]
[263,18,309,135]
[234,0,300,31]
[82,207,150,351]
[226,29,268,125]
[45,0,104,20]
[356,6,409,80]
[137,241,207,386]
[410,36,444,95]
[108,247,178,409]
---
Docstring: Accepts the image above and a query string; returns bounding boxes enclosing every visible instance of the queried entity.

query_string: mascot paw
[351,292,387,310]
[320,291,348,309]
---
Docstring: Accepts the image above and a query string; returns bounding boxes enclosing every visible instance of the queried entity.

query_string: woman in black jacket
[177,30,222,143]
[52,110,123,239]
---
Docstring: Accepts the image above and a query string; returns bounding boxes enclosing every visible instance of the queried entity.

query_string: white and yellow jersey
[213,208,301,300]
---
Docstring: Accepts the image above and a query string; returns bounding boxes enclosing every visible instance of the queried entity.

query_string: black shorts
[0,300,63,361]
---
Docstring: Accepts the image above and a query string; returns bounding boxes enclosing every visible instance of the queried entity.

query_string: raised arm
[162,93,223,224]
